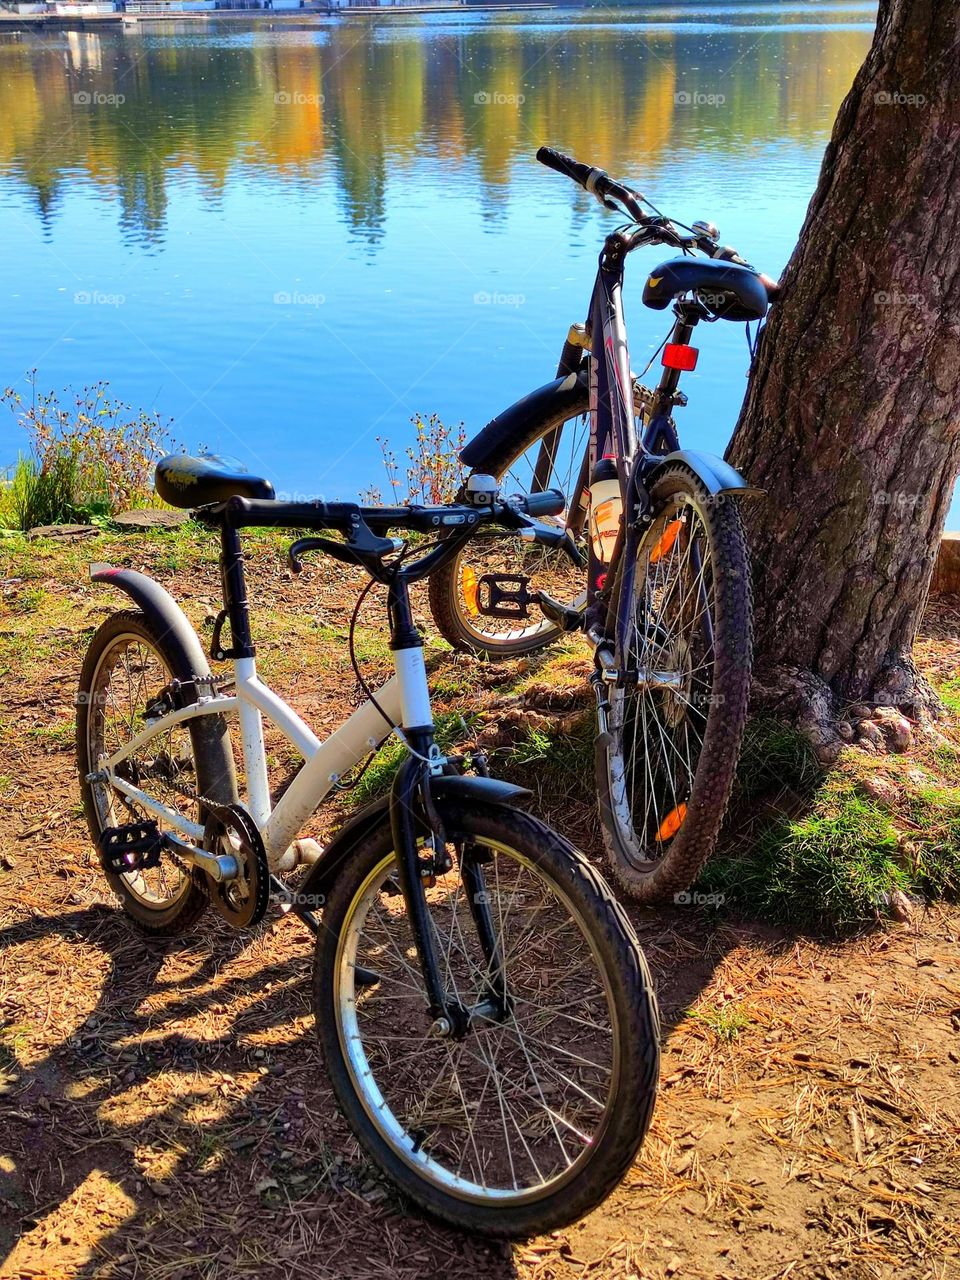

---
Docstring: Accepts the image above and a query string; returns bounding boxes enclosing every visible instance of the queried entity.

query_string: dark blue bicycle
[430,147,781,905]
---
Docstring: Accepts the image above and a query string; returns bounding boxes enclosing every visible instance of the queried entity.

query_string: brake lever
[517,519,586,569]
[288,531,401,574]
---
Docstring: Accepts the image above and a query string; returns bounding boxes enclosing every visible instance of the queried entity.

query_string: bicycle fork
[386,575,508,1040]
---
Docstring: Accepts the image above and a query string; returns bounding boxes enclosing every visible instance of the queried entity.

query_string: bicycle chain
[119,673,237,873]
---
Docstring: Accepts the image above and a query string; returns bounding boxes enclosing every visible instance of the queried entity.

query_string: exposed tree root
[751,658,946,765]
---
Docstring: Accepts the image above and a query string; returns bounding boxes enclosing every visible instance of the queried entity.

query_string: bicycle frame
[97,664,406,869]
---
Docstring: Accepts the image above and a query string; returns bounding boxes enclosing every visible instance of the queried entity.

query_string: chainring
[203,803,270,929]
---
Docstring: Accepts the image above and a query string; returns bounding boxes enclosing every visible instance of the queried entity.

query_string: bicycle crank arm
[162,833,239,883]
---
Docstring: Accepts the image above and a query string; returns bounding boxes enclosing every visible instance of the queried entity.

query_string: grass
[347,711,478,806]
[0,375,176,531]
[700,716,960,932]
[688,1001,753,1043]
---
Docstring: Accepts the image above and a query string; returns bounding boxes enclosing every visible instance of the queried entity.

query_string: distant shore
[0,1,556,27]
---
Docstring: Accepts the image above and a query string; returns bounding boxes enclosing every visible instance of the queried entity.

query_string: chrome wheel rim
[334,839,621,1203]
[605,491,717,871]
[86,633,196,908]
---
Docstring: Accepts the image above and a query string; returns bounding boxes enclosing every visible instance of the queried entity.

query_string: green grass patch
[733,716,823,803]
[702,722,960,930]
[688,1001,752,1043]
[346,712,477,807]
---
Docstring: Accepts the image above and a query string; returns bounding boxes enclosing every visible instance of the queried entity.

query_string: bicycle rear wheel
[430,397,591,658]
[597,466,752,904]
[313,800,659,1237]
[77,610,237,934]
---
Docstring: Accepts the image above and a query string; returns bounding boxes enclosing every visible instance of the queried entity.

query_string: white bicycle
[75,453,660,1237]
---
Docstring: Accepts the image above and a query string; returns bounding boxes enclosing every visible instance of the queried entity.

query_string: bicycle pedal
[535,590,585,633]
[475,573,535,620]
[98,820,163,874]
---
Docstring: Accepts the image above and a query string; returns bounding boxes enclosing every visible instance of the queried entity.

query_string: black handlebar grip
[522,488,566,518]
[536,147,599,191]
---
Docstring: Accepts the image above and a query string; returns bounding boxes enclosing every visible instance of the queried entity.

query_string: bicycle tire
[597,465,753,904]
[77,609,238,935]
[313,798,660,1237]
[430,384,634,659]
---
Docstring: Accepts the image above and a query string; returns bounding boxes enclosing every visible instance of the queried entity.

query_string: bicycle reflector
[662,343,699,371]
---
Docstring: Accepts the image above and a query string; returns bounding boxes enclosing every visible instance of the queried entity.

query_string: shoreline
[0,2,557,27]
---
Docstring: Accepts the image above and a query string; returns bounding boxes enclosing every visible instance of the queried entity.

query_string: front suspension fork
[389,755,506,1038]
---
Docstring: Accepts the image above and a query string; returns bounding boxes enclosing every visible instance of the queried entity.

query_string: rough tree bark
[726,0,960,753]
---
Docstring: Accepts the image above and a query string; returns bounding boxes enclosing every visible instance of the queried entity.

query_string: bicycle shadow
[0,903,521,1279]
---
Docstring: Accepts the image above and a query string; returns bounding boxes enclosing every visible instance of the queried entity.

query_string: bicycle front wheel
[597,465,753,904]
[313,800,659,1237]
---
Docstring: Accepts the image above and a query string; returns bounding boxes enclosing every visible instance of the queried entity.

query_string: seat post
[218,516,271,828]
[217,520,255,661]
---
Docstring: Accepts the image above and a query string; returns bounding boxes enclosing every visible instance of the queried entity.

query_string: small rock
[857,720,884,746]
[814,740,841,765]
[882,715,913,753]
[859,774,899,806]
[112,508,189,531]
[886,889,916,923]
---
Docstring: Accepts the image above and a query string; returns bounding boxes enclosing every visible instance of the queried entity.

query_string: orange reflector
[662,343,699,371]
[462,565,480,616]
[650,519,683,564]
[656,803,687,842]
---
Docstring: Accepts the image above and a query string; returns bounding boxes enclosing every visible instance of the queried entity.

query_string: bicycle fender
[88,564,238,806]
[296,776,532,907]
[460,371,588,472]
[90,564,214,679]
[647,450,764,498]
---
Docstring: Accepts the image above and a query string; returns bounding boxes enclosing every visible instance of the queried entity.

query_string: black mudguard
[459,370,588,473]
[89,564,237,804]
[646,449,763,498]
[297,774,531,907]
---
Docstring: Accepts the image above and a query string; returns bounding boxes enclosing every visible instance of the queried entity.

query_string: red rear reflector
[662,343,699,371]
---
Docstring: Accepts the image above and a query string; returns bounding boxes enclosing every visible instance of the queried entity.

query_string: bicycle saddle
[155,453,276,508]
[641,258,769,322]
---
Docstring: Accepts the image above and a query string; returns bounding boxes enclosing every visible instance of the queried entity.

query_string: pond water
[0,3,878,505]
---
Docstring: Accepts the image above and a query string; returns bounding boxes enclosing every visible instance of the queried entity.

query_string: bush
[0,373,176,530]
[364,414,466,505]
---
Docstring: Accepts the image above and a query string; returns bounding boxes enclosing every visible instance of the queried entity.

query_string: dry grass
[1,528,959,1279]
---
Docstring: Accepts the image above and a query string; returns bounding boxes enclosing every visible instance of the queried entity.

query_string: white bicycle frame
[98,646,435,870]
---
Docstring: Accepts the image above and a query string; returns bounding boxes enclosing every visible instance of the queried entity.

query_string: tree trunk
[726,0,960,741]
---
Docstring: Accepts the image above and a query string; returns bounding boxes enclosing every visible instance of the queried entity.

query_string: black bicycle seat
[642,258,769,322]
[155,454,275,509]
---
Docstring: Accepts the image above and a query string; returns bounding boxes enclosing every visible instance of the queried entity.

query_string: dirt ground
[1,530,958,1280]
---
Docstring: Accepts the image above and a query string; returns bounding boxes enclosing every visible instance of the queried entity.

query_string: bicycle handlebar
[218,489,565,535]
[536,146,648,223]
[536,146,600,190]
[537,145,782,302]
